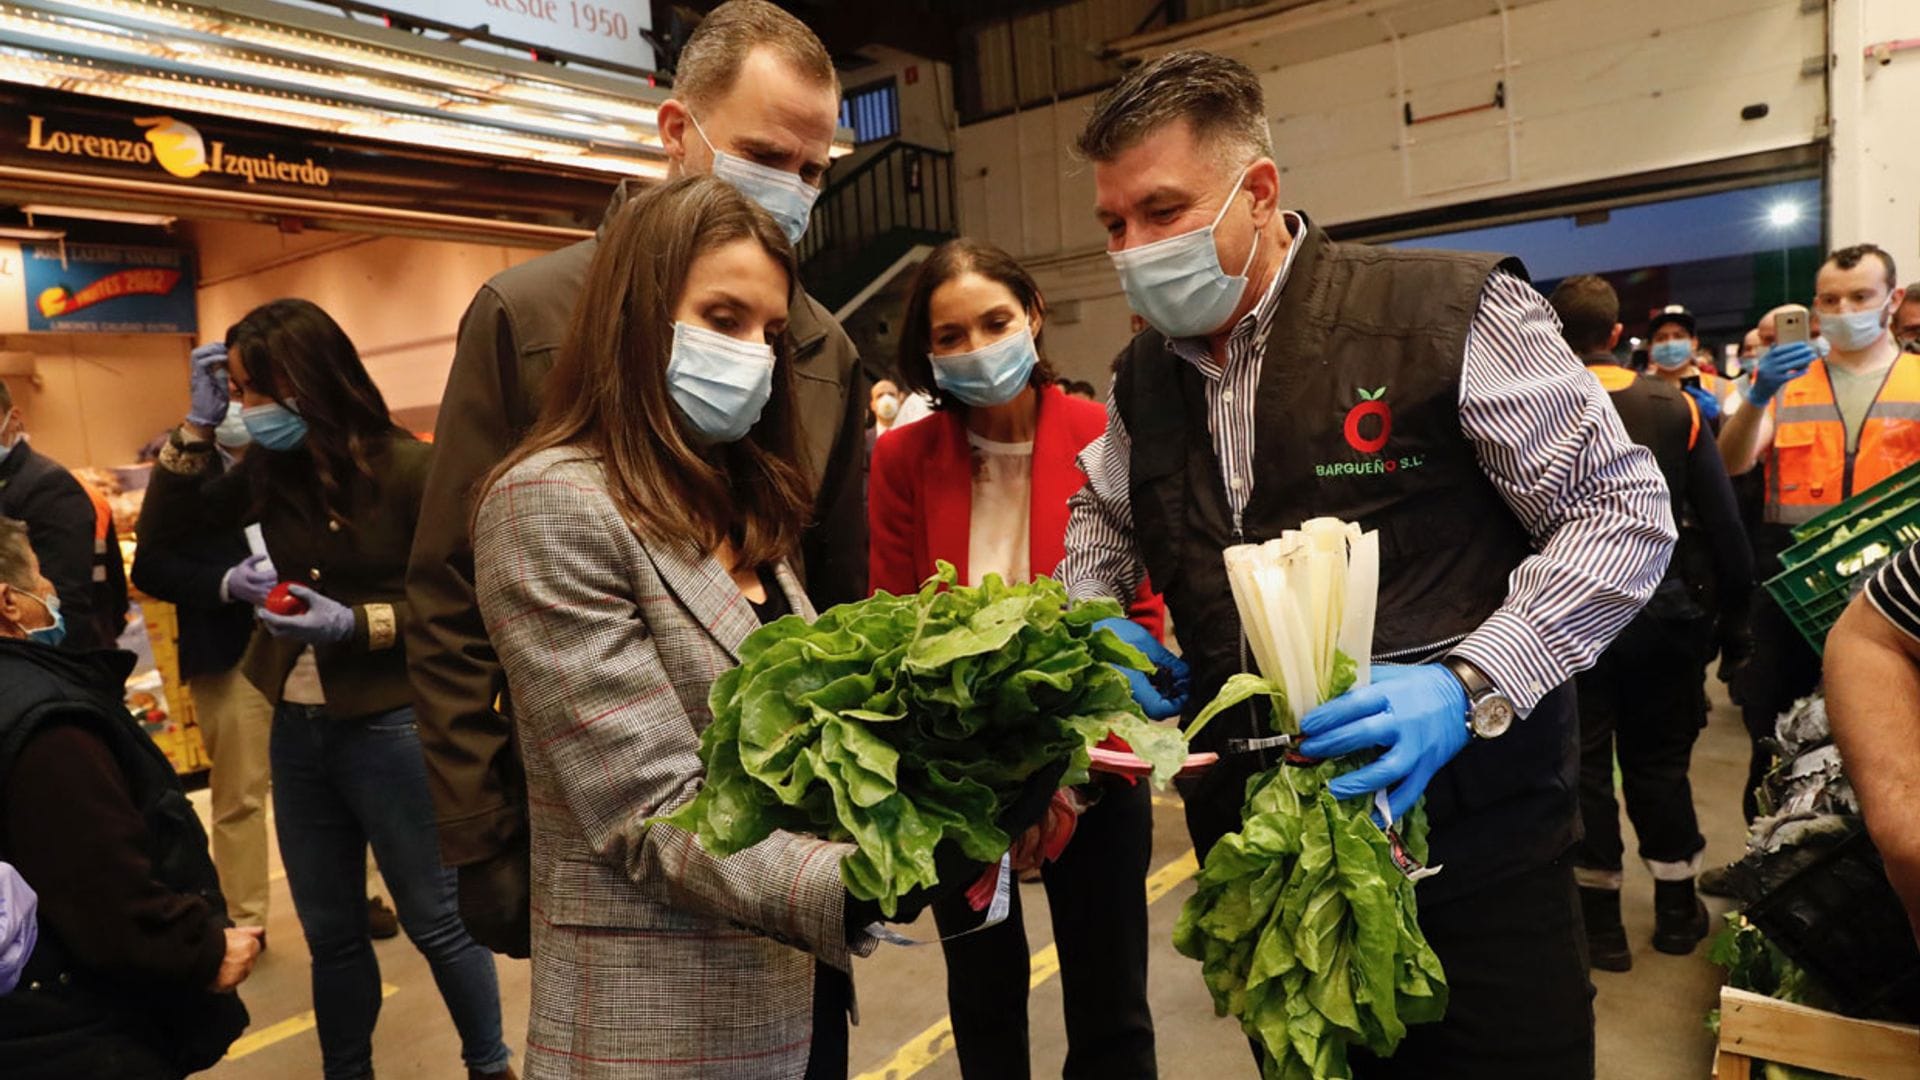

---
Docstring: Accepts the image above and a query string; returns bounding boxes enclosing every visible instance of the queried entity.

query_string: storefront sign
[20,245,196,334]
[379,0,654,71]
[18,111,332,190]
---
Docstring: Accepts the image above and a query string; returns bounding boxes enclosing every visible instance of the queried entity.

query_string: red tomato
[265,581,309,616]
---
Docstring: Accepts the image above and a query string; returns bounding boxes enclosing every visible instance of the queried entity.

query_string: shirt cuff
[218,568,234,606]
[1448,609,1564,717]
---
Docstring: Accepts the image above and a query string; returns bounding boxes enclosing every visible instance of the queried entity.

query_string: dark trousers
[1179,762,1594,1079]
[1574,615,1710,876]
[1347,858,1595,1079]
[805,963,851,1080]
[271,705,510,1080]
[931,776,1157,1080]
[1733,541,1823,821]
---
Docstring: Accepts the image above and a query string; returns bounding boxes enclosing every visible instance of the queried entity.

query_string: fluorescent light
[0,226,66,241]
[1768,202,1802,229]
[23,204,177,226]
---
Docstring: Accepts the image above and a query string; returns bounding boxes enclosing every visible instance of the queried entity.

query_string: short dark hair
[674,0,837,110]
[1547,275,1620,355]
[1077,50,1272,169]
[896,238,1057,410]
[1901,283,1920,304]
[0,517,32,591]
[1826,243,1899,291]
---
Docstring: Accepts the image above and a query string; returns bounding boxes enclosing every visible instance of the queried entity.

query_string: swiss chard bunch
[1173,758,1446,1080]
[1175,519,1448,1077]
[662,562,1188,915]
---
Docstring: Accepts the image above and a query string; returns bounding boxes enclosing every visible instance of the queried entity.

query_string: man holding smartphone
[1718,243,1919,823]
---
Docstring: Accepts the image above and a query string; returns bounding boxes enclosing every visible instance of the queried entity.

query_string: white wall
[1828,0,1920,288]
[845,45,954,151]
[954,0,1830,383]
[191,221,548,429]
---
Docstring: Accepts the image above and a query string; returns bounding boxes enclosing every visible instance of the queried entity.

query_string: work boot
[1652,878,1710,955]
[1579,886,1631,972]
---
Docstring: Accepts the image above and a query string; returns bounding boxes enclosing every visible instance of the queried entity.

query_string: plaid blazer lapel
[770,560,817,622]
[640,537,762,663]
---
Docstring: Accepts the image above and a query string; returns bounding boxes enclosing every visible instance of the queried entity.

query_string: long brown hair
[895,237,1057,411]
[483,175,813,568]
[225,298,409,524]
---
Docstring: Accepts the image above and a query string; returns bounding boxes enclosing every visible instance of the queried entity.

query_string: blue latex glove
[0,862,38,995]
[1296,663,1470,823]
[1095,616,1190,720]
[257,585,355,645]
[187,342,231,427]
[1743,341,1817,406]
[224,553,277,607]
[1683,383,1722,424]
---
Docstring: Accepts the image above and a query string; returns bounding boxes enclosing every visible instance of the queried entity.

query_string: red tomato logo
[1343,387,1392,454]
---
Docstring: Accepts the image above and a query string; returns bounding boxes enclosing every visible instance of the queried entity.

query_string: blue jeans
[271,703,512,1079]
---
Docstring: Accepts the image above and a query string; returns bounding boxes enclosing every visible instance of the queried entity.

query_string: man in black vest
[0,517,256,1077]
[1548,275,1752,972]
[1060,52,1675,1076]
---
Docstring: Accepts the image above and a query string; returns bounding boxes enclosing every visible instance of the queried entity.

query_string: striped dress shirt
[1062,219,1677,715]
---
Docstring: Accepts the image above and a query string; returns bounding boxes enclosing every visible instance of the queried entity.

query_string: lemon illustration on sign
[37,286,74,318]
[135,116,208,179]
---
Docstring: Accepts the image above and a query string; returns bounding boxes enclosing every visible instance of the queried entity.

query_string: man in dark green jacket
[405,0,869,954]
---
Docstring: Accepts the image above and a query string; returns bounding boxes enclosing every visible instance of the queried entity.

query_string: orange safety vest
[1766,354,1920,524]
[1698,372,1732,402]
[76,475,112,582]
[1590,364,1701,449]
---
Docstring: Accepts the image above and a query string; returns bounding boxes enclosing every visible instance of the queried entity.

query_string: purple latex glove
[257,585,354,645]
[0,862,39,995]
[186,342,231,428]
[1296,663,1471,823]
[224,553,277,607]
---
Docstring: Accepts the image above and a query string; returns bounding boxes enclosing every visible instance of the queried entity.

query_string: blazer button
[328,519,341,532]
[57,972,70,985]
[27,980,39,991]
[309,568,322,582]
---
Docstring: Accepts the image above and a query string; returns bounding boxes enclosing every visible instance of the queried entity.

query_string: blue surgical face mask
[1649,340,1694,371]
[241,401,308,451]
[1109,168,1260,340]
[930,325,1039,408]
[18,589,64,648]
[215,401,252,448]
[689,113,820,245]
[1822,303,1890,353]
[667,322,777,444]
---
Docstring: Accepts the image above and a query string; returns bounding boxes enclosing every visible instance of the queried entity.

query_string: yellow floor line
[852,849,1199,1080]
[225,982,400,1060]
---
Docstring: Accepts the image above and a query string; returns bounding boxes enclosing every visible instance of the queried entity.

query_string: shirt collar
[1168,211,1306,377]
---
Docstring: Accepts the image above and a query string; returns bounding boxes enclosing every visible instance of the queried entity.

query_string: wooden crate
[1715,987,1920,1079]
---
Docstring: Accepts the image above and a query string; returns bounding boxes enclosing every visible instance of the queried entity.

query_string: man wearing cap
[1645,305,1731,427]
[1549,277,1751,970]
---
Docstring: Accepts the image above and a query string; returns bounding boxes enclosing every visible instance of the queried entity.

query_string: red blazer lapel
[923,410,974,584]
[1029,386,1080,579]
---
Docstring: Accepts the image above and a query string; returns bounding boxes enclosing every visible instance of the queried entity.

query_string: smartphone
[1775,304,1810,347]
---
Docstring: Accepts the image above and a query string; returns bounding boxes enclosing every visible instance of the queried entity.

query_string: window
[840,78,900,145]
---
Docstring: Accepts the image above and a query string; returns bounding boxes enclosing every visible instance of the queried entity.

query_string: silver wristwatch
[1443,656,1514,740]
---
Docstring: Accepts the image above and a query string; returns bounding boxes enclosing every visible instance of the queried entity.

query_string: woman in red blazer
[868,238,1159,1079]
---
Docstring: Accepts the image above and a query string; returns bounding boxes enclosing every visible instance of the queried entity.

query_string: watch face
[1472,698,1515,739]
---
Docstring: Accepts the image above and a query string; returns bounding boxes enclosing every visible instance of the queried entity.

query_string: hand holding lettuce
[661,563,1189,919]
[1174,518,1450,1079]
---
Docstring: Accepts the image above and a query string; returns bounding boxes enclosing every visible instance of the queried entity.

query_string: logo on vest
[1318,386,1427,479]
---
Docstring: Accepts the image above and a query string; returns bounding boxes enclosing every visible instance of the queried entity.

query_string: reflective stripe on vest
[1766,353,1920,524]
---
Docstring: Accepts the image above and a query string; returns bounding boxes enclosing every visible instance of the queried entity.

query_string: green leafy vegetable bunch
[1175,666,1447,1079]
[663,562,1188,916]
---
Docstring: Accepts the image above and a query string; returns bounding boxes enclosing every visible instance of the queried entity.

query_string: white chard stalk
[1223,518,1379,725]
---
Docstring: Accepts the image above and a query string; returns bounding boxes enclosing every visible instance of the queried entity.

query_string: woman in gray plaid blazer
[473,178,873,1079]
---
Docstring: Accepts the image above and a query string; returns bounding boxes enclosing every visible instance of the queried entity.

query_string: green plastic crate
[1787,459,1920,542]
[1767,499,1920,654]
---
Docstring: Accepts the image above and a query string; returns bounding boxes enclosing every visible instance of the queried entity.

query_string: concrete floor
[200,679,1752,1080]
